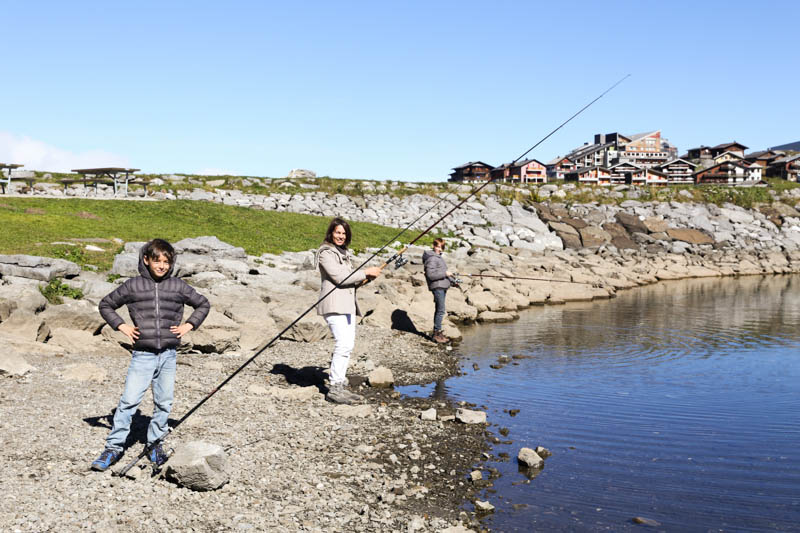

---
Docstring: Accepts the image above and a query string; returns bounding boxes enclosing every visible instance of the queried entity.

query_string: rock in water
[517,447,544,468]
[165,441,229,491]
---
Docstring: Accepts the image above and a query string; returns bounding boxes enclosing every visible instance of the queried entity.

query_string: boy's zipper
[155,282,161,351]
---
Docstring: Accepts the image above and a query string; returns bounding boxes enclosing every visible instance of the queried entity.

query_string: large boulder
[0,352,36,376]
[165,441,230,491]
[173,236,247,259]
[0,255,80,281]
[579,226,612,247]
[0,284,47,321]
[615,212,649,234]
[667,228,714,245]
[39,299,105,333]
[0,311,49,342]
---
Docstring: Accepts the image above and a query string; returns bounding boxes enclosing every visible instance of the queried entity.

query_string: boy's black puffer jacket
[99,247,210,352]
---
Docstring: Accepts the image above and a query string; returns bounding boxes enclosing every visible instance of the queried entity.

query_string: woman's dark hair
[433,237,445,248]
[143,238,175,263]
[324,217,352,248]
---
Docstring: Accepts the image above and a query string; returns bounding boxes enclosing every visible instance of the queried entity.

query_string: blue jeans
[432,288,447,332]
[105,348,177,452]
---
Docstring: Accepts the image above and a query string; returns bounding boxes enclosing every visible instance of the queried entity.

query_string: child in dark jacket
[90,239,210,471]
[423,238,453,344]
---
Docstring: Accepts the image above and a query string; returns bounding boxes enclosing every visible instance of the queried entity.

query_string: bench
[64,167,145,197]
[0,164,34,194]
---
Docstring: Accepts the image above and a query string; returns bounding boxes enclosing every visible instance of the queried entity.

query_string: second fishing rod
[117,74,629,477]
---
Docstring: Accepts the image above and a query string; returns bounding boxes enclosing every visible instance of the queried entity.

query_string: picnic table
[1,163,34,194]
[65,167,144,196]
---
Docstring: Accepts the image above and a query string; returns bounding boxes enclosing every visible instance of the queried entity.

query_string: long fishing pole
[116,74,629,477]
[460,273,596,285]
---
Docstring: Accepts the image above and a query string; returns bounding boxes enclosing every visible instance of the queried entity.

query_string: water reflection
[405,275,800,532]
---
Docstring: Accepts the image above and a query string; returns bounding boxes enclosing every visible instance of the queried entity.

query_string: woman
[316,217,381,404]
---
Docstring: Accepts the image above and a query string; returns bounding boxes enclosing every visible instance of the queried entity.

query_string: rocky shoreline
[5,180,800,531]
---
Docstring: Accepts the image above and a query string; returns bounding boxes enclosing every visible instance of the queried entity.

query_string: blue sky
[2,1,798,180]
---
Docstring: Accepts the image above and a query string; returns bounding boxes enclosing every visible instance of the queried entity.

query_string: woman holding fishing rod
[316,217,382,404]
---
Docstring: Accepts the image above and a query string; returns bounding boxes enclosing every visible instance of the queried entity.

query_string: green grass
[0,198,434,271]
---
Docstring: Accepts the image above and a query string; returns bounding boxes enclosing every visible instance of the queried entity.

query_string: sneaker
[433,332,450,344]
[148,443,168,466]
[91,448,121,472]
[326,383,357,405]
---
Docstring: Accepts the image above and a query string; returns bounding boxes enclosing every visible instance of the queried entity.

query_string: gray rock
[0,311,49,342]
[40,300,105,333]
[174,236,247,259]
[517,447,544,468]
[0,285,47,320]
[474,500,494,513]
[165,441,230,491]
[0,352,36,376]
[420,408,437,421]
[455,408,486,424]
[368,366,394,388]
[60,362,108,382]
[0,255,80,281]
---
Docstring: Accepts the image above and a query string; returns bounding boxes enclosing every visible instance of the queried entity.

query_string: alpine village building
[449,134,799,185]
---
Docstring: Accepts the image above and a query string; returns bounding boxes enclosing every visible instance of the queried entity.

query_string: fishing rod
[116,74,629,477]
[460,273,597,285]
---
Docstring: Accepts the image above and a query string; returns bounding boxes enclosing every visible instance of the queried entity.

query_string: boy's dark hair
[143,239,175,263]
[433,238,445,248]
[324,217,352,248]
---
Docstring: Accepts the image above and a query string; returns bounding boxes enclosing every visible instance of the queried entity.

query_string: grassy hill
[0,198,432,272]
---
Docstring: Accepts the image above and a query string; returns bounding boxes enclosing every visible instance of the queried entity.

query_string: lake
[401,275,800,531]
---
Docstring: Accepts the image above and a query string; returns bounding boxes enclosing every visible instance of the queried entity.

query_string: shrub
[39,279,84,305]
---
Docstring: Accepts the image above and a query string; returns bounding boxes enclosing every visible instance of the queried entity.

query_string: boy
[91,239,210,471]
[423,238,454,344]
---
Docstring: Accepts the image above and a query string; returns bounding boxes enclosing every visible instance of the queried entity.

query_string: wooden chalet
[744,150,785,169]
[685,145,712,160]
[545,157,574,180]
[645,167,669,186]
[656,158,697,185]
[709,142,748,158]
[490,159,548,183]
[694,161,759,185]
[713,151,744,165]
[608,162,646,185]
[449,161,494,182]
[563,166,611,185]
[768,154,800,181]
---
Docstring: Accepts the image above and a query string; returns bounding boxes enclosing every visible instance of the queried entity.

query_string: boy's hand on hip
[118,324,140,343]
[171,323,194,338]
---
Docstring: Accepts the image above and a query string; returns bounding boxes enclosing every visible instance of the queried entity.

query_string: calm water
[401,276,800,532]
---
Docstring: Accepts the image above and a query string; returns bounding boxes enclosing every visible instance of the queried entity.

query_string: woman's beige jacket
[315,242,366,316]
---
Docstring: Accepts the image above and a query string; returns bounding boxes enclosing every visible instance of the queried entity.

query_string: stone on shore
[0,352,36,376]
[59,362,108,382]
[456,408,486,424]
[368,366,394,388]
[165,441,230,491]
[474,500,495,514]
[420,408,437,421]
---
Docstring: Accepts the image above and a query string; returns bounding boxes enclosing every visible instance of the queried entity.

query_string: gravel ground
[0,325,489,532]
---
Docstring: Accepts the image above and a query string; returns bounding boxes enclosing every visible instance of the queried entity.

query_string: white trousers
[324,313,356,386]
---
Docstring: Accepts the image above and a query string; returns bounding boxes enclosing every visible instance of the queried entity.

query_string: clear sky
[2,1,798,181]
